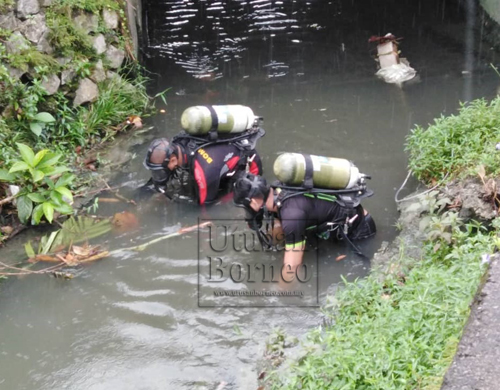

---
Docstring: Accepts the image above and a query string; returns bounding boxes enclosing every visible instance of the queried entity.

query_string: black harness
[265,181,374,257]
[163,125,265,201]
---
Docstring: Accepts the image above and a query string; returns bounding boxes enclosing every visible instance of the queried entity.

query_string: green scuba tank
[181,105,257,135]
[273,153,363,189]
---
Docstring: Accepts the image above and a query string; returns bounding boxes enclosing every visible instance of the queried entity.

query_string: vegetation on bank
[268,215,496,389]
[406,96,500,183]
[0,0,161,240]
[267,96,500,389]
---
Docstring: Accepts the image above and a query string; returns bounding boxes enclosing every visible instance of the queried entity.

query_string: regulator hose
[395,170,450,203]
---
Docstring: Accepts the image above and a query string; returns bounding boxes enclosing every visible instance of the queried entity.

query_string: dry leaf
[258,371,266,380]
[112,211,139,232]
[1,226,13,235]
[84,156,97,165]
[381,294,391,300]
[33,254,60,262]
[478,164,486,183]
[64,253,78,266]
[72,245,90,257]
[97,198,121,203]
[336,254,347,261]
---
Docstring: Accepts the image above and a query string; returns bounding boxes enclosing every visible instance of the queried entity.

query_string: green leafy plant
[25,216,112,256]
[75,58,92,78]
[0,143,74,224]
[28,112,56,137]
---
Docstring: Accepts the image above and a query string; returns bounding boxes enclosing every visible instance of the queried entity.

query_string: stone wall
[0,0,128,107]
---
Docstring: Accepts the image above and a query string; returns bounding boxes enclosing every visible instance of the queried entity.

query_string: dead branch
[111,221,212,254]
[0,195,15,206]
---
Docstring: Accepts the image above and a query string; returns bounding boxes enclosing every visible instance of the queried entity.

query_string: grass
[268,219,495,390]
[82,72,150,136]
[406,97,500,184]
[0,0,14,13]
[45,8,95,58]
[8,49,60,73]
[51,0,120,13]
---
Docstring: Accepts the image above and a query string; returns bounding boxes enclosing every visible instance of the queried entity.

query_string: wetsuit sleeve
[279,207,308,248]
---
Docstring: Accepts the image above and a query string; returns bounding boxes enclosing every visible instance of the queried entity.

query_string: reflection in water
[145,0,331,79]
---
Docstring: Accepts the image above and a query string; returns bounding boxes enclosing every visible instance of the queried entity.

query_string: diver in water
[143,130,263,205]
[233,173,376,270]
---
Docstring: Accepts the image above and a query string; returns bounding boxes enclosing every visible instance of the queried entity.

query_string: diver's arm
[283,241,305,271]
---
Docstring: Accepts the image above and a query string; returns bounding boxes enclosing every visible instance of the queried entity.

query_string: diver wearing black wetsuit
[144,133,263,205]
[275,189,374,249]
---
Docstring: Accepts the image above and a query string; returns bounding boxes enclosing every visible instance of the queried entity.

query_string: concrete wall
[126,0,142,59]
[481,0,500,24]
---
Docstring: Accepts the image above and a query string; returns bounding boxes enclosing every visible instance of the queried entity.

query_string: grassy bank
[266,97,500,389]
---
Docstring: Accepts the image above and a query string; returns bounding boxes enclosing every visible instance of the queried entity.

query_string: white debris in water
[376,62,417,85]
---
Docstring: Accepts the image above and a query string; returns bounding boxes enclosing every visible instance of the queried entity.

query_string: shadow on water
[1,0,500,389]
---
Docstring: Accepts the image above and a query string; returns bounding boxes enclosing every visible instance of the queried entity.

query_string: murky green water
[1,0,500,389]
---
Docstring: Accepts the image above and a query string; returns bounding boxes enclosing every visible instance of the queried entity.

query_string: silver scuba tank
[180,105,257,135]
[273,153,364,189]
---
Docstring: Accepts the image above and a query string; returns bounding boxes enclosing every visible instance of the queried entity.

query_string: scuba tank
[273,153,365,189]
[181,105,257,135]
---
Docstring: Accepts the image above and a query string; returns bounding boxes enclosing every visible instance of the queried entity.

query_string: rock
[106,70,119,80]
[41,74,61,95]
[56,57,71,66]
[102,8,119,29]
[92,34,107,55]
[40,0,52,6]
[60,69,76,85]
[20,13,47,43]
[36,30,53,54]
[5,32,30,54]
[0,12,20,30]
[442,178,498,221]
[5,65,25,81]
[73,78,99,107]
[16,0,40,20]
[73,12,99,34]
[90,60,106,83]
[105,45,125,69]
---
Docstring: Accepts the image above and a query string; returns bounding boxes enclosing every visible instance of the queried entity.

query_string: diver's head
[233,173,270,211]
[143,138,180,191]
[234,173,276,249]
[233,173,271,230]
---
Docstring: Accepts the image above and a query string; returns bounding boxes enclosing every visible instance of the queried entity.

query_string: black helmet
[143,138,177,190]
[233,173,270,208]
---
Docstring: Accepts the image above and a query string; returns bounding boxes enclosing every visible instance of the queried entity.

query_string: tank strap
[205,105,219,141]
[303,154,314,189]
